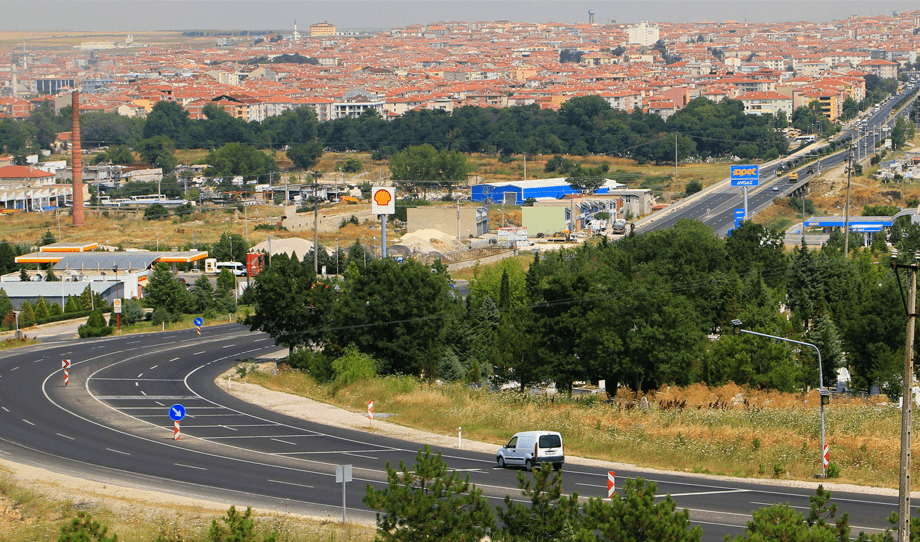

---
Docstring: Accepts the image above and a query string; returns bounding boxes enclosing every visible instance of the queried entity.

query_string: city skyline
[3,1,920,31]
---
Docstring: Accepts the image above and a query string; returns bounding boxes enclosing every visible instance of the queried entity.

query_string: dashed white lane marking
[56,433,74,440]
[268,479,314,489]
[666,489,749,498]
[193,351,205,355]
[150,365,159,369]
[10,367,17,371]
[22,419,34,426]
[270,438,297,446]
[1,407,8,412]
[169,358,179,362]
[222,345,235,349]
[140,391,147,395]
[137,373,143,378]
[175,463,206,471]
[106,448,131,456]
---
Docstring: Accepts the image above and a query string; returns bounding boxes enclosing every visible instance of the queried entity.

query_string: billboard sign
[371,187,395,215]
[730,165,759,187]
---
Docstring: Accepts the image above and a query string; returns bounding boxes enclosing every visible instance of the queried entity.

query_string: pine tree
[64,295,81,313]
[79,285,95,310]
[34,297,49,319]
[57,511,117,542]
[364,445,494,541]
[19,301,35,327]
[499,269,512,309]
[497,463,586,541]
[49,302,63,316]
[0,289,12,321]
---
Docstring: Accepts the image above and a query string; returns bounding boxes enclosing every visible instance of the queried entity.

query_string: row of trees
[365,447,904,541]
[2,93,820,167]
[246,217,920,397]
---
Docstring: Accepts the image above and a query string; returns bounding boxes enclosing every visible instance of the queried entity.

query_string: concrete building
[406,206,490,239]
[0,165,82,211]
[627,21,660,46]
[310,22,336,37]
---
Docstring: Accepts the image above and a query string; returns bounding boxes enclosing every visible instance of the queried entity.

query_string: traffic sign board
[113,299,122,314]
[193,317,203,327]
[730,165,759,187]
[169,404,186,421]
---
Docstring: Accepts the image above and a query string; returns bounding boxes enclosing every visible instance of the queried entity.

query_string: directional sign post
[731,165,759,220]
[734,208,745,229]
[336,464,353,523]
[62,359,70,387]
[113,299,121,331]
[169,404,186,440]
[194,317,203,336]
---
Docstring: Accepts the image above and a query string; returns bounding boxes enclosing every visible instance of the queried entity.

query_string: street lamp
[13,309,19,339]
[731,319,829,478]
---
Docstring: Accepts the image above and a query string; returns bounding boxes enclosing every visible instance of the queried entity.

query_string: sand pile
[396,228,465,254]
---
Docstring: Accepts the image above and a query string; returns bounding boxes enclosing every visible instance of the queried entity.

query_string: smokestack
[71,91,84,227]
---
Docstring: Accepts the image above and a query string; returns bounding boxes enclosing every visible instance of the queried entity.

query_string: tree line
[244,218,920,398]
[1,94,800,169]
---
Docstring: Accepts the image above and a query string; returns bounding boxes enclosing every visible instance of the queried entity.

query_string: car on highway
[772,186,780,192]
[496,430,564,471]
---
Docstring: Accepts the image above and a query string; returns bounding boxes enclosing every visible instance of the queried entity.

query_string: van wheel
[497,457,505,468]
[525,460,533,471]
[553,463,562,471]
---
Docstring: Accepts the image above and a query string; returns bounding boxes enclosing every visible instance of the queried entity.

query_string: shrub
[151,306,175,326]
[331,345,377,385]
[825,462,841,478]
[78,309,114,338]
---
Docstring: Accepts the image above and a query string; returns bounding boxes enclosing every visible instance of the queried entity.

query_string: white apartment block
[627,21,660,46]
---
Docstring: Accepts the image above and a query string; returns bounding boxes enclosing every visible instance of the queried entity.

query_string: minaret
[71,91,84,227]
[293,20,301,41]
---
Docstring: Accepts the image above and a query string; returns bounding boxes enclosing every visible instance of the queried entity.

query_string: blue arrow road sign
[169,404,186,421]
[193,317,203,327]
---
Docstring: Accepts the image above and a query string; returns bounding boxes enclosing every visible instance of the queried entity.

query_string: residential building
[627,21,660,46]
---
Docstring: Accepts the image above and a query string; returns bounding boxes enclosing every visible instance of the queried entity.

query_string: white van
[215,261,246,276]
[496,431,564,471]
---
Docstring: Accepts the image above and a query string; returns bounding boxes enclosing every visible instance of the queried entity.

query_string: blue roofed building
[471,178,625,205]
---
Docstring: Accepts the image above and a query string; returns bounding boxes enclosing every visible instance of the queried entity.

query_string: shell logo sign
[372,187,396,214]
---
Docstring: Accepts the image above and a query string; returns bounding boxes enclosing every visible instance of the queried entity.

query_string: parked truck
[789,172,799,183]
[611,219,627,234]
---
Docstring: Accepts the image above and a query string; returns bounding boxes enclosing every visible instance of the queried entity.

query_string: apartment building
[737,91,794,117]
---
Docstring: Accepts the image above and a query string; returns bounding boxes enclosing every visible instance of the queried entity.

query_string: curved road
[0,326,908,540]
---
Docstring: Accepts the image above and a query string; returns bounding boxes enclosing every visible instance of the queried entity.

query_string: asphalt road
[636,82,920,239]
[0,326,909,540]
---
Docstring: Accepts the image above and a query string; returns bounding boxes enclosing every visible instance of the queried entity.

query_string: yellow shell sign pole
[372,187,396,258]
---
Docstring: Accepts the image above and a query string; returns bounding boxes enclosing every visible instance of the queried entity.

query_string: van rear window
[539,435,561,448]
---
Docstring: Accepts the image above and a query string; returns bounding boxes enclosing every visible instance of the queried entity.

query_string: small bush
[773,463,785,478]
[151,306,175,326]
[825,462,841,478]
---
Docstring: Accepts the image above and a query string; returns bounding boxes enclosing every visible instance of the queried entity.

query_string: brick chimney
[71,91,84,227]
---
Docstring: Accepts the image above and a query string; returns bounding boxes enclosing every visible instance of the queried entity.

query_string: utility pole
[892,249,919,542]
[523,153,527,180]
[844,147,853,257]
[312,172,320,273]
[674,131,679,180]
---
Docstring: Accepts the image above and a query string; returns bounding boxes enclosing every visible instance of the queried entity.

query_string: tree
[216,268,236,295]
[118,298,145,326]
[286,140,323,170]
[339,156,362,173]
[136,135,177,173]
[583,477,702,542]
[19,300,35,327]
[331,344,377,384]
[346,239,372,268]
[363,446,495,542]
[58,511,118,542]
[79,308,113,338]
[328,258,458,376]
[143,100,190,144]
[40,230,56,246]
[245,253,334,350]
[685,179,703,195]
[144,203,170,220]
[144,262,190,314]
[192,274,215,312]
[64,295,81,313]
[205,142,278,180]
[496,463,587,541]
[33,296,49,319]
[0,290,12,324]
[389,144,470,195]
[727,485,851,542]
[210,232,248,263]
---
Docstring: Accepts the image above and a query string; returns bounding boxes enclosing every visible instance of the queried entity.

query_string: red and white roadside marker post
[367,400,374,427]
[823,444,829,473]
[607,471,616,499]
[174,420,181,440]
[62,359,70,387]
[169,404,186,441]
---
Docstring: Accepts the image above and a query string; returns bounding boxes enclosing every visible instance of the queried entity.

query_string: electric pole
[844,147,853,257]
[892,249,919,542]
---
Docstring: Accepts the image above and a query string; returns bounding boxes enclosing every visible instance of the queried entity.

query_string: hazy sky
[2,1,918,31]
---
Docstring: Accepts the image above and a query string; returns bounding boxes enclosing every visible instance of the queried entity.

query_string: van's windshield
[539,435,561,448]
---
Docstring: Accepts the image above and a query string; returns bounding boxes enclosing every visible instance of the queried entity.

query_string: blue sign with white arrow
[169,404,186,421]
[193,317,203,327]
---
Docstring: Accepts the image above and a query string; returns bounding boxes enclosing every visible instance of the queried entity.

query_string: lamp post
[13,309,19,339]
[731,319,828,478]
[335,238,339,276]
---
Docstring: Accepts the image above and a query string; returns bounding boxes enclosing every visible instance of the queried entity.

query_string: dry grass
[246,372,912,487]
[0,465,374,542]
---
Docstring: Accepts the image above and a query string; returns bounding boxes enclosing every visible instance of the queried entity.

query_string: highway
[636,82,920,238]
[0,326,908,540]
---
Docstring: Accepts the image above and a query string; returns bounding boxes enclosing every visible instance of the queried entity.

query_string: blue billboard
[730,165,759,187]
